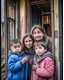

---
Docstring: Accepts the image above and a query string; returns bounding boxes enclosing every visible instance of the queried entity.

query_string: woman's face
[32,28,44,41]
[24,36,33,49]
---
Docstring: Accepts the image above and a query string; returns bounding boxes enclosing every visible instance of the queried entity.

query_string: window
[10,21,14,40]
[9,3,15,19]
[8,0,16,40]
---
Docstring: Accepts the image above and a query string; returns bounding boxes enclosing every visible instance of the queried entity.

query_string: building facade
[1,0,63,80]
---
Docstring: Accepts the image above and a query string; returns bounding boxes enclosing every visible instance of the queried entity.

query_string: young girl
[31,41,54,80]
[8,39,29,80]
[22,33,35,80]
[31,24,52,52]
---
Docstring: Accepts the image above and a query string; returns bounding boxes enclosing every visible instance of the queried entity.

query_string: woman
[31,24,52,52]
[22,33,35,80]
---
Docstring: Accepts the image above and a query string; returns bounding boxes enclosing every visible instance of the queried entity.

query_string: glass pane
[9,4,15,19]
[10,21,14,40]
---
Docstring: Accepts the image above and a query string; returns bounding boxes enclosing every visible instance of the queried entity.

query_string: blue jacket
[8,51,28,80]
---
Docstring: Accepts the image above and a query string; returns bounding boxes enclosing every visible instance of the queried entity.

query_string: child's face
[33,28,44,40]
[10,43,22,54]
[24,36,33,49]
[35,44,47,56]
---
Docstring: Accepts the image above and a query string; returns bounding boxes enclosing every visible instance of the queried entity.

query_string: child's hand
[21,55,29,64]
[32,64,39,70]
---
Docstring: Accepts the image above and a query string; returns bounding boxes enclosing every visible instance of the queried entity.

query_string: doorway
[30,0,51,36]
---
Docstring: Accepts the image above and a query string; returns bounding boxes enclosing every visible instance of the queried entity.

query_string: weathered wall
[20,0,25,39]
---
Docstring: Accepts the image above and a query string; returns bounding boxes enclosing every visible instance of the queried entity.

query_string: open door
[30,0,51,36]
[30,5,42,28]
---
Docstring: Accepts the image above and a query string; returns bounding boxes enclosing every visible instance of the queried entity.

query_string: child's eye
[37,31,40,34]
[39,47,42,49]
[14,46,17,48]
[18,46,21,48]
[35,48,37,50]
[13,46,21,48]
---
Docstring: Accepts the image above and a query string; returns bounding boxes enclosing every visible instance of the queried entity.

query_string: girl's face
[35,44,47,56]
[24,36,33,49]
[33,28,44,41]
[10,43,22,54]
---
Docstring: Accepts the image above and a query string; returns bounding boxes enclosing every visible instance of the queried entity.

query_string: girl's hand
[32,64,39,70]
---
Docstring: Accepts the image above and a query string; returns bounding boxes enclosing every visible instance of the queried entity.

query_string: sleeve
[8,55,23,73]
[36,57,54,77]
[47,37,52,52]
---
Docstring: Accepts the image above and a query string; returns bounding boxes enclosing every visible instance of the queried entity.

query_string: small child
[8,39,29,80]
[31,41,54,80]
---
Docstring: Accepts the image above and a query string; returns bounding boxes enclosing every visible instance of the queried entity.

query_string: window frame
[4,0,20,79]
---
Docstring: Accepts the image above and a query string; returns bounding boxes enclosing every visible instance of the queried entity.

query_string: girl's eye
[35,47,37,50]
[39,47,42,49]
[37,31,41,34]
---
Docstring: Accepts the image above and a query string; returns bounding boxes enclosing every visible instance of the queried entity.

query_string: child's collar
[35,51,52,63]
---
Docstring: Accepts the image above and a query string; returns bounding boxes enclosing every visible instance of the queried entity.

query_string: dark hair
[34,40,47,49]
[9,39,21,47]
[22,33,34,48]
[31,24,46,35]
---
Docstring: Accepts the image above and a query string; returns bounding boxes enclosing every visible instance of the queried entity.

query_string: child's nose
[16,47,20,49]
[37,49,40,52]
